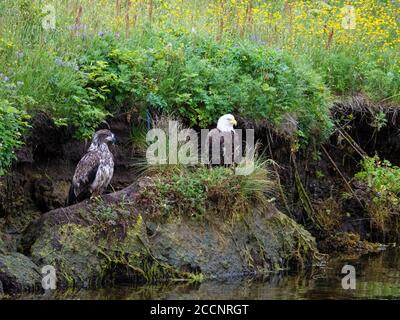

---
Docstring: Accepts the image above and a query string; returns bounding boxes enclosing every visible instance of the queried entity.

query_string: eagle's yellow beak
[230,118,237,126]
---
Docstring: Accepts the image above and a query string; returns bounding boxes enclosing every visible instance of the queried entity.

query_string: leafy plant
[356,156,400,195]
[0,99,30,176]
[371,111,387,131]
[355,155,400,236]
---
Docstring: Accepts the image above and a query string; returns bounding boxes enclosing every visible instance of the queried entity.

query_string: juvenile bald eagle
[67,129,116,205]
[205,114,240,166]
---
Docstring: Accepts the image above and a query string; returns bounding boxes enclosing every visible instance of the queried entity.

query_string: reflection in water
[11,248,400,300]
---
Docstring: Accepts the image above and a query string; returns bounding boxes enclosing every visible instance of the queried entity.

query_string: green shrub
[49,31,331,144]
[355,155,400,236]
[311,49,362,96]
[311,48,400,105]
[356,155,400,195]
[363,52,400,104]
[0,99,30,176]
[149,34,332,143]
[79,32,333,143]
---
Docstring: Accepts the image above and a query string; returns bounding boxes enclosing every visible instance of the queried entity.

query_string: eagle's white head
[88,129,116,151]
[217,114,237,132]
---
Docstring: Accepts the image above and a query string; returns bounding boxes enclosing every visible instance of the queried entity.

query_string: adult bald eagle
[67,129,116,205]
[205,114,240,166]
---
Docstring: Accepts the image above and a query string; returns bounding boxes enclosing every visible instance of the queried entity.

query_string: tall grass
[2,1,398,105]
[0,0,399,175]
[136,154,275,220]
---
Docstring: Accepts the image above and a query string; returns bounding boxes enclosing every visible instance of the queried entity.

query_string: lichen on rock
[20,179,321,290]
[0,252,41,294]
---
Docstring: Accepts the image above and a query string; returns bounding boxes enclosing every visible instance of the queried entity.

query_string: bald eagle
[205,114,240,166]
[67,129,116,205]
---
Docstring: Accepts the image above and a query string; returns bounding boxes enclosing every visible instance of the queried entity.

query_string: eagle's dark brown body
[206,128,240,166]
[67,129,116,205]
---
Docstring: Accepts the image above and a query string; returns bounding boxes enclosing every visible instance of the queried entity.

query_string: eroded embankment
[258,94,400,250]
[1,95,399,294]
[0,179,319,293]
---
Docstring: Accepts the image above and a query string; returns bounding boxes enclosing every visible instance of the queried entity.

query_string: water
[12,248,400,300]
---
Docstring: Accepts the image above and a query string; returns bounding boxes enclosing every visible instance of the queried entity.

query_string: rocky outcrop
[0,229,41,294]
[0,113,324,294]
[0,252,41,294]
[20,182,321,290]
[0,231,16,254]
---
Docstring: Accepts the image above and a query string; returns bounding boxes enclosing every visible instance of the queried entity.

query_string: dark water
[12,248,400,300]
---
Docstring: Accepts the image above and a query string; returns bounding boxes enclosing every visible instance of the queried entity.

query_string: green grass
[1,0,399,175]
[137,153,275,220]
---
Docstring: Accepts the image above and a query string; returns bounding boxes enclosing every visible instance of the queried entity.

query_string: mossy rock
[0,252,41,294]
[21,182,321,289]
[319,232,386,254]
[0,231,5,254]
[0,230,18,254]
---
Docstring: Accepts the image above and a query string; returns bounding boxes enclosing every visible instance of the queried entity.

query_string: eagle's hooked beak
[230,118,237,126]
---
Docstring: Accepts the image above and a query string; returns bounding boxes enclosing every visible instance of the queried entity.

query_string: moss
[97,214,180,283]
[269,212,325,269]
[24,179,321,289]
[319,232,385,254]
[313,197,343,233]
[137,163,274,221]
[28,208,184,288]
[0,252,41,293]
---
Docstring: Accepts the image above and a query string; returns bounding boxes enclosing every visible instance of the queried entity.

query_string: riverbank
[1,97,398,295]
[5,248,400,300]
[1,0,400,296]
[1,175,321,293]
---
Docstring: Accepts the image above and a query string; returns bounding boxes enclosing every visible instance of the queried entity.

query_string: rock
[21,182,321,289]
[0,113,136,219]
[0,252,41,294]
[0,230,18,254]
[0,233,5,254]
[0,172,33,218]
[32,174,70,212]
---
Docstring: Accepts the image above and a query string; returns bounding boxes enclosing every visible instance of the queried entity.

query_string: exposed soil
[1,96,399,260]
[0,112,136,223]
[239,95,400,250]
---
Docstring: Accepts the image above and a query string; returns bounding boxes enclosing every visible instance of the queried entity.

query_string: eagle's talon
[90,195,102,203]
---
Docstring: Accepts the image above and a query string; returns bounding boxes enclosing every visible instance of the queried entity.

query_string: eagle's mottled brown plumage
[67,129,116,205]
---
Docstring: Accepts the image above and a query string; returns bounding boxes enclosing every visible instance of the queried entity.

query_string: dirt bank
[0,180,319,293]
[1,95,398,293]
[255,95,400,247]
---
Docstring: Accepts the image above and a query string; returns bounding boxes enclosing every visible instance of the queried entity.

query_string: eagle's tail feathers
[67,185,77,206]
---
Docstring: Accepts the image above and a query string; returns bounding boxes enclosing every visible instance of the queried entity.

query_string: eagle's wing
[71,151,101,198]
[232,130,241,164]
[207,129,240,165]
[207,128,222,165]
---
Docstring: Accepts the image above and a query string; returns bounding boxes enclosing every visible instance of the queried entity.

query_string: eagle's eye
[105,133,117,144]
